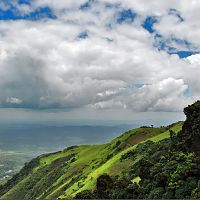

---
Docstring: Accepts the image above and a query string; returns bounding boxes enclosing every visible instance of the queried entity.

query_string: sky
[0,0,200,125]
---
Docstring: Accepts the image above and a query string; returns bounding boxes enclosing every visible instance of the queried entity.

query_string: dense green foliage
[178,100,200,155]
[81,138,200,199]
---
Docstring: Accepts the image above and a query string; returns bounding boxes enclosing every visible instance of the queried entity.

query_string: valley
[0,124,132,185]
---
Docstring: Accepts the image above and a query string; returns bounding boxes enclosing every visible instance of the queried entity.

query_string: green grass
[150,121,182,142]
[66,122,183,197]
[0,122,183,199]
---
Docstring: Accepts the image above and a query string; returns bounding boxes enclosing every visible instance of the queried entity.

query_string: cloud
[0,0,200,112]
[6,97,23,104]
[186,54,200,65]
[126,78,190,112]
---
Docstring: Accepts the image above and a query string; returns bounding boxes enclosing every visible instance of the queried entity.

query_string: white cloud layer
[0,0,200,112]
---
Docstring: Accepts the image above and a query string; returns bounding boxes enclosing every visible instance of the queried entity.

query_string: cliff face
[181,101,200,155]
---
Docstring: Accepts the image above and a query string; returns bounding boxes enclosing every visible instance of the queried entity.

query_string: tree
[96,174,113,199]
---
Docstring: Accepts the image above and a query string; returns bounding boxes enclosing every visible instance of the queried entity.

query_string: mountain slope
[0,122,182,199]
[75,101,200,199]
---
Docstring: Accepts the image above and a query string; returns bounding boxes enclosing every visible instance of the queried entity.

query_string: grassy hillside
[0,122,182,199]
[75,101,200,199]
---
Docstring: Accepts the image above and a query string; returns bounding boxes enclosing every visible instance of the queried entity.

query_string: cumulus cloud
[186,54,200,65]
[126,78,190,112]
[0,0,199,112]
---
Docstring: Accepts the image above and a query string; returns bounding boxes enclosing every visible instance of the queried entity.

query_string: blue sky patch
[142,16,158,33]
[0,6,56,20]
[170,51,199,58]
[116,9,136,24]
[17,0,31,5]
[25,7,56,20]
[141,13,193,59]
[153,34,199,58]
[0,9,16,20]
